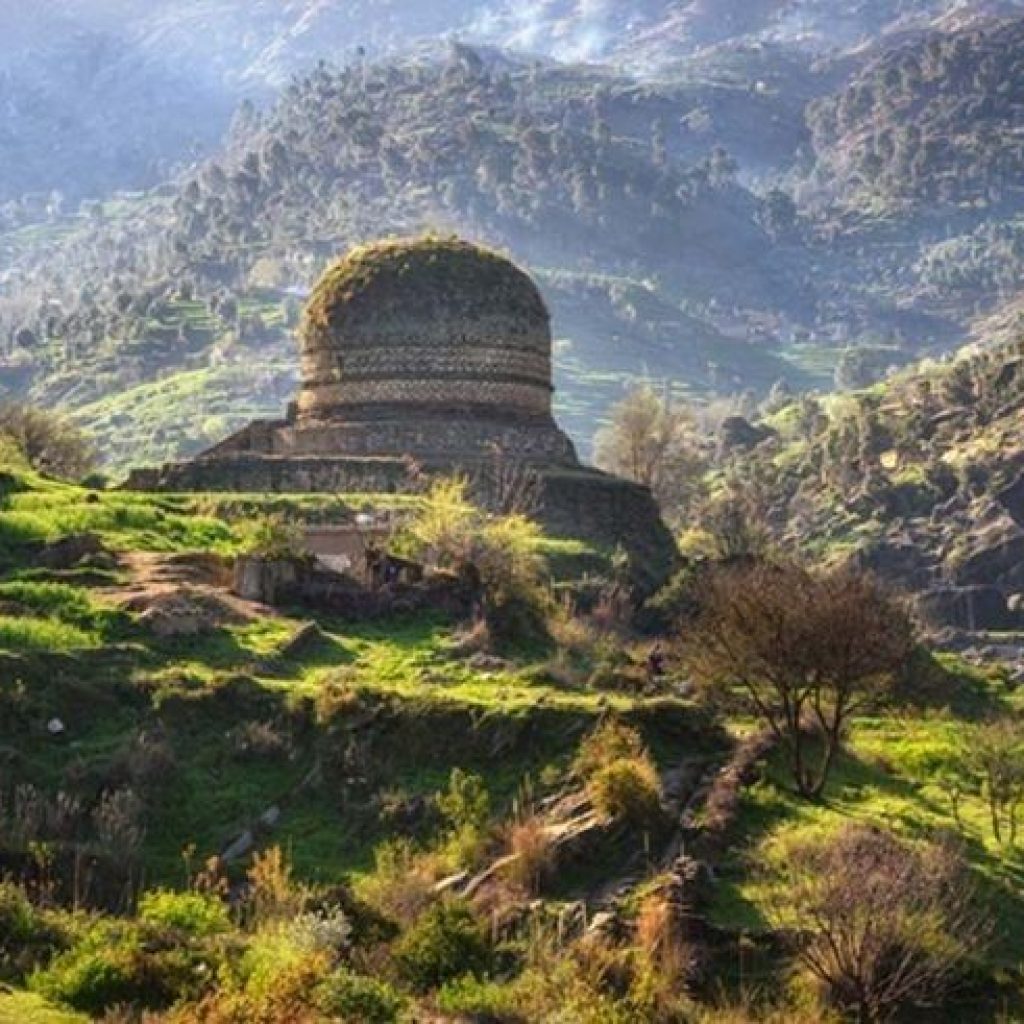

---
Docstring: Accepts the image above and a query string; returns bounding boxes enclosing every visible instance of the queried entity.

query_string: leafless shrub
[473,443,543,517]
[123,730,177,793]
[766,824,987,1023]
[1,784,83,845]
[962,718,1024,846]
[504,813,554,895]
[246,845,306,926]
[229,720,290,761]
[91,788,145,862]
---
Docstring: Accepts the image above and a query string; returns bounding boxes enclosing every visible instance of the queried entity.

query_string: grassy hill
[1,441,1023,1019]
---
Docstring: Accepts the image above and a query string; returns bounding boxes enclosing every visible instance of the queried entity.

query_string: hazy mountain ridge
[0,50,819,470]
[803,16,1024,211]
[4,0,1022,206]
[6,3,1024,470]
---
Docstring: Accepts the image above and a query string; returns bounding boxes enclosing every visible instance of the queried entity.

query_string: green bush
[138,889,231,937]
[32,945,144,1014]
[0,883,66,981]
[574,720,647,780]
[484,587,552,655]
[393,900,492,992]
[589,758,662,825]
[437,974,521,1017]
[30,924,205,1015]
[240,513,308,559]
[315,967,407,1023]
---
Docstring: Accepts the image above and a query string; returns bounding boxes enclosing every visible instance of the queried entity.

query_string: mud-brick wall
[125,456,414,495]
[127,460,677,597]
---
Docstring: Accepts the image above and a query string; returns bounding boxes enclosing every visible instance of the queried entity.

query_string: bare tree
[0,402,97,481]
[768,825,987,1023]
[472,444,543,518]
[963,719,1024,845]
[685,561,915,798]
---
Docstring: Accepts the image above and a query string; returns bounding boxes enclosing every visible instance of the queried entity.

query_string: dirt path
[99,551,276,624]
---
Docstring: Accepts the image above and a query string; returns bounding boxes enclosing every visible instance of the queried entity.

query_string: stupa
[130,237,676,588]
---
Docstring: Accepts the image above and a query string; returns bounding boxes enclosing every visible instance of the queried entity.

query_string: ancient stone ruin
[129,237,675,587]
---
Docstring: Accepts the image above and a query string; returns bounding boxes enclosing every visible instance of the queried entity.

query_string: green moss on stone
[303,235,549,343]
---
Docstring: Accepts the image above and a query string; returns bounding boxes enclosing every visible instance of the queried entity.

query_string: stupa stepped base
[195,410,579,467]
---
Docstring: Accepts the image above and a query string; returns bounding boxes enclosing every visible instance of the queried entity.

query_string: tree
[759,188,797,239]
[963,719,1024,845]
[686,561,914,798]
[768,825,986,1023]
[404,477,549,649]
[0,403,97,481]
[594,385,705,521]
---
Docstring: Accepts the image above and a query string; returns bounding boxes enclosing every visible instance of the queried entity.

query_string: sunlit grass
[709,707,1024,967]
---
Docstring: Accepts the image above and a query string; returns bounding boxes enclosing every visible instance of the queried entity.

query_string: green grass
[0,472,238,558]
[0,616,98,653]
[0,992,86,1024]
[708,708,1024,969]
[0,582,131,652]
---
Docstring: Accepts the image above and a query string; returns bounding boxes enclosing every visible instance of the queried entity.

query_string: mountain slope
[0,50,820,472]
[803,16,1024,211]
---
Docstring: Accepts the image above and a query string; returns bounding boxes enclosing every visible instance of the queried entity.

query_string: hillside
[0,464,1023,1021]
[0,50,821,473]
[9,10,1024,474]
[698,330,1024,655]
[7,1,1024,207]
[803,16,1024,212]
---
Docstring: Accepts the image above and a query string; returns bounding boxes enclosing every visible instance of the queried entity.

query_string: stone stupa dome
[129,233,677,593]
[298,236,554,424]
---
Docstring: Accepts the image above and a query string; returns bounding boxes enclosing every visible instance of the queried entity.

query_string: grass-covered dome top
[297,235,555,422]
[302,235,549,345]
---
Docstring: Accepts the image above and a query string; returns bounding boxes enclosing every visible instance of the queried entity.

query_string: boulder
[717,416,774,455]
[139,605,204,638]
[134,590,246,637]
[996,472,1024,528]
[851,538,935,588]
[221,830,255,863]
[278,621,325,659]
[953,531,1024,589]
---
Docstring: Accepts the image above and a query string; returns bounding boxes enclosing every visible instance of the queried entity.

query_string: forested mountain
[5,0,1023,205]
[6,3,1024,471]
[0,50,815,469]
[804,17,1024,210]
[9,9,1024,1024]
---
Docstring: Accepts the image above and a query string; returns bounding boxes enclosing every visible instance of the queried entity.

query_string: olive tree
[594,384,705,520]
[964,719,1024,846]
[0,403,97,481]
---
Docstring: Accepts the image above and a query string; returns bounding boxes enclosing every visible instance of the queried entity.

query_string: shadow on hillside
[709,741,954,935]
[895,648,1010,721]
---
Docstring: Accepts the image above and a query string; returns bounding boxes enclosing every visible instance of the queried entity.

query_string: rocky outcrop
[996,472,1024,527]
[952,526,1024,590]
[917,586,1017,632]
[35,533,105,570]
[717,416,774,455]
